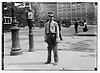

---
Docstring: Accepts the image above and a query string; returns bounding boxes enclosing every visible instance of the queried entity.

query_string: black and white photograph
[1,1,98,71]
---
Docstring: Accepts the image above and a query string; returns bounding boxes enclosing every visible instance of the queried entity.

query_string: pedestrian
[74,20,78,33]
[57,21,63,41]
[83,20,88,32]
[44,12,59,66]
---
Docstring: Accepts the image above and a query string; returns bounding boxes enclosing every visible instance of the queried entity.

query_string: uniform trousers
[46,33,58,62]
[59,31,63,40]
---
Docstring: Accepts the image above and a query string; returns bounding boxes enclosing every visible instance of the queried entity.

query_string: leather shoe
[45,61,51,64]
[54,62,58,66]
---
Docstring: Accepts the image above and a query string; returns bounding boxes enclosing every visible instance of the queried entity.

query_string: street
[4,25,97,71]
[18,25,96,36]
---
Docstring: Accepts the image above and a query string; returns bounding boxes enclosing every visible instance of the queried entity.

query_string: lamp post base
[28,34,34,52]
[10,49,23,56]
[29,49,34,52]
[10,26,22,56]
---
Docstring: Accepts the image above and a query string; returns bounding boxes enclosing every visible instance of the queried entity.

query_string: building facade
[57,2,95,24]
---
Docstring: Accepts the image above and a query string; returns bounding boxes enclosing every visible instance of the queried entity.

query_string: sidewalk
[4,35,97,71]
[3,25,97,71]
[4,50,96,71]
[74,25,97,36]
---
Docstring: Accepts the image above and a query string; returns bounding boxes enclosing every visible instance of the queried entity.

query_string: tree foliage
[3,2,28,27]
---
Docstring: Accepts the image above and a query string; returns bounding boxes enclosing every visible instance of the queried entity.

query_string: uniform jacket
[44,20,59,40]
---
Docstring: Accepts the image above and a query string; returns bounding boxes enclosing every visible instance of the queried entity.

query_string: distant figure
[83,20,88,32]
[57,21,63,41]
[74,20,78,33]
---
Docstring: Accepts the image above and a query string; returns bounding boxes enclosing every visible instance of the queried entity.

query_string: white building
[57,2,95,24]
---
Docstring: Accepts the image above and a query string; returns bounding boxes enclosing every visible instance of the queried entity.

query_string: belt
[46,33,56,35]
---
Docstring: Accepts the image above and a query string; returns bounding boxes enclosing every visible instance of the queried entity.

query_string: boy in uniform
[44,12,59,66]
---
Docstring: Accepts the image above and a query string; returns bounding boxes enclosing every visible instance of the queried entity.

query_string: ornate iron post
[28,9,34,52]
[10,2,22,55]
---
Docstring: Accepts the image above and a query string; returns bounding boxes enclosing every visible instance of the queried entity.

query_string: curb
[74,33,97,36]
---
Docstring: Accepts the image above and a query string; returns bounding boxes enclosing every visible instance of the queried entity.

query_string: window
[77,11,80,14]
[81,3,86,7]
[82,14,86,17]
[58,7,61,9]
[4,17,12,24]
[67,5,71,8]
[6,18,9,23]
[77,11,81,17]
[82,18,86,20]
[72,9,75,11]
[58,3,61,5]
[72,12,76,14]
[67,15,71,18]
[67,9,71,11]
[25,2,30,6]
[77,8,80,10]
[82,11,85,13]
[4,18,6,23]
[67,2,70,4]
[63,6,66,8]
[82,8,85,10]
[8,18,11,23]
[77,14,81,17]
[72,2,75,4]
[62,3,66,5]
[68,19,71,21]
[67,13,71,15]
[58,10,62,12]
[63,9,66,12]
[72,4,75,7]
[72,18,76,21]
[58,13,62,15]
[63,13,66,15]
[67,13,71,17]
[77,18,81,20]
[72,15,76,17]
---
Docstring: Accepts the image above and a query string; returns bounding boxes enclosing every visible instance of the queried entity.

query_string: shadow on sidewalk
[8,62,46,66]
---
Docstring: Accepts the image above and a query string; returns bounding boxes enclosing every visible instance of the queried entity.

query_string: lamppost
[10,2,23,55]
[25,2,34,52]
[28,9,34,52]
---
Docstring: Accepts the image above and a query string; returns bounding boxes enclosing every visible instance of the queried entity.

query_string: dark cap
[48,12,54,17]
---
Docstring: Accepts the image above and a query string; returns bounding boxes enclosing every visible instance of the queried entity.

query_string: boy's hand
[56,38,59,42]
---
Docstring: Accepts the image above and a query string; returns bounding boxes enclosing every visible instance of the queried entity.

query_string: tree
[3,2,28,27]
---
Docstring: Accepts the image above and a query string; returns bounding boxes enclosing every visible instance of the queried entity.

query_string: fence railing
[4,17,12,24]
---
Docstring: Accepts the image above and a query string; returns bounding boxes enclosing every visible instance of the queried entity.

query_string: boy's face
[48,16,53,20]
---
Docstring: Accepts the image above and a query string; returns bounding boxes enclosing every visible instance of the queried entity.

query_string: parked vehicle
[39,20,46,28]
[62,19,71,27]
